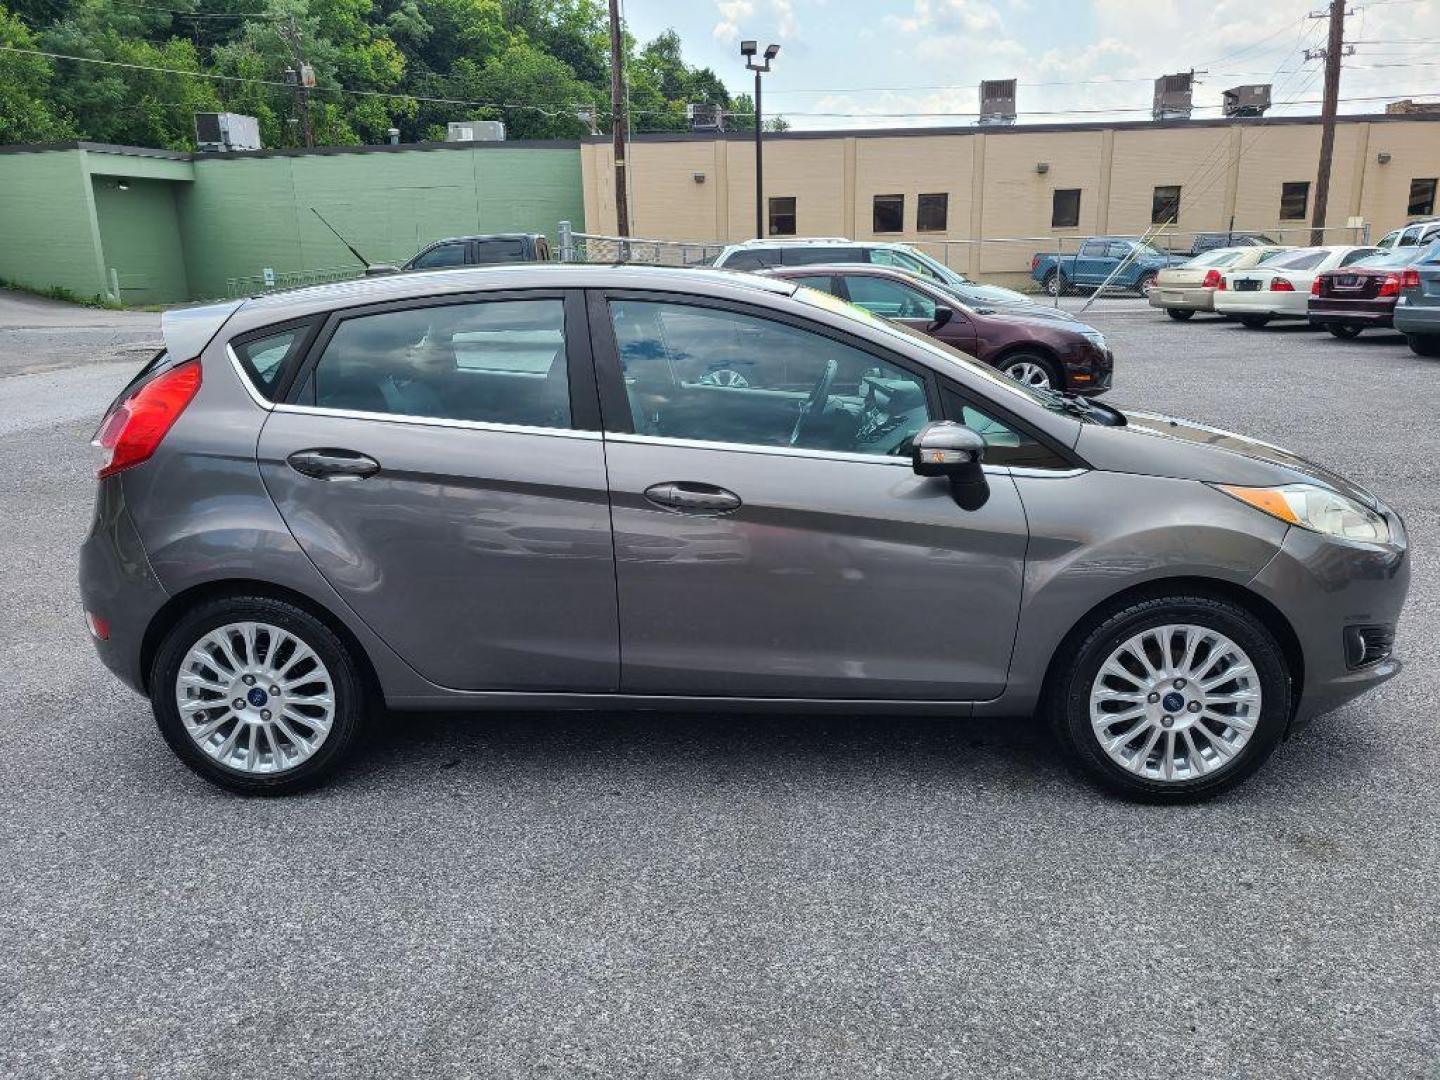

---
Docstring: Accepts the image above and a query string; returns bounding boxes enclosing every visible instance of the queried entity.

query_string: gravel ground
[0,291,1436,1078]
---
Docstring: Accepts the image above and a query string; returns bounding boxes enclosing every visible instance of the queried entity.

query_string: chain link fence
[556,222,724,267]
[223,264,366,299]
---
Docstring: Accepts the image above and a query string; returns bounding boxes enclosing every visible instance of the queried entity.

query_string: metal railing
[557,221,725,267]
[222,264,366,299]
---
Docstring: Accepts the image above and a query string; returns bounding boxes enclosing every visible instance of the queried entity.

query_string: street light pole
[741,41,779,240]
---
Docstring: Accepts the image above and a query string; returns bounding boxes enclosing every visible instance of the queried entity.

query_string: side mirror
[928,306,954,331]
[913,422,989,509]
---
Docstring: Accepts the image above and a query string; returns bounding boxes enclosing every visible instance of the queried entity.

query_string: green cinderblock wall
[93,176,190,305]
[0,143,586,304]
[0,149,108,300]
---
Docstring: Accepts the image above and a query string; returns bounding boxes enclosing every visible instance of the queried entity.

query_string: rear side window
[233,324,311,401]
[784,247,861,266]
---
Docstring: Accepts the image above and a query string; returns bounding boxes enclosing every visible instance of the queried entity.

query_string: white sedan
[1215,245,1383,327]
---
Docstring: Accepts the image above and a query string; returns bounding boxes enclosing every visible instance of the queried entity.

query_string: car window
[1079,240,1107,257]
[410,243,467,270]
[941,388,1070,470]
[607,300,932,457]
[305,299,570,428]
[473,238,528,263]
[1269,249,1327,271]
[233,326,306,400]
[868,248,931,278]
[1338,248,1381,266]
[1107,242,1132,260]
[788,274,835,292]
[841,276,937,321]
[784,247,861,266]
[720,249,777,271]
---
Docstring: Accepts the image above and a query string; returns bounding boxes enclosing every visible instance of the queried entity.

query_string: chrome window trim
[270,402,600,441]
[227,345,277,410]
[1009,465,1088,479]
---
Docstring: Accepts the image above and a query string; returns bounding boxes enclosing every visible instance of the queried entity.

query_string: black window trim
[280,288,601,432]
[1051,188,1082,229]
[872,193,905,234]
[405,240,471,271]
[232,315,325,404]
[917,192,949,233]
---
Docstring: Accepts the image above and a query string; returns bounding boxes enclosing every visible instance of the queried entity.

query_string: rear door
[256,290,619,692]
[591,291,1029,700]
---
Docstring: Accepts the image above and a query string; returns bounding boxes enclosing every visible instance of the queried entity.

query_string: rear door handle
[643,481,742,514]
[286,448,380,481]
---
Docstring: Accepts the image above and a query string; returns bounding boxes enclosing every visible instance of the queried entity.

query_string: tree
[0,4,74,142]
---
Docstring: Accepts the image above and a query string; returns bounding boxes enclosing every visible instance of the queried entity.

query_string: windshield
[894,246,970,286]
[1353,245,1428,268]
[793,284,1081,417]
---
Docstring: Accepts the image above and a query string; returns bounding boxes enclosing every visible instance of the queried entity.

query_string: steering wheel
[789,356,838,446]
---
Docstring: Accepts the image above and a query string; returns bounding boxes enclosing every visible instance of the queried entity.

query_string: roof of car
[420,232,546,244]
[723,237,894,250]
[761,263,929,279]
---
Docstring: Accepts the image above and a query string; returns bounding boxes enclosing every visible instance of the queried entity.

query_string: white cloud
[713,0,798,43]
[713,0,755,42]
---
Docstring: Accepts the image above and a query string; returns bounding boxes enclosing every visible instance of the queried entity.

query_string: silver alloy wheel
[1044,273,1063,297]
[698,368,749,387]
[1004,360,1052,388]
[1088,624,1262,783]
[174,621,336,775]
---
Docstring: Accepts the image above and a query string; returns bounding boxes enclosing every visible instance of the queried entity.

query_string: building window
[1051,188,1081,228]
[873,194,904,233]
[1280,181,1310,221]
[917,193,948,232]
[768,196,797,236]
[1152,185,1182,225]
[1408,178,1437,217]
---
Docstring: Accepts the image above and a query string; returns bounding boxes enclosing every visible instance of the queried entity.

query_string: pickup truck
[1030,237,1186,297]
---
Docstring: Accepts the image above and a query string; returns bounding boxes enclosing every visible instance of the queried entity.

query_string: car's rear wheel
[1406,333,1440,357]
[1166,308,1194,321]
[1048,594,1291,802]
[1042,270,1067,297]
[1327,324,1363,339]
[1137,271,1159,297]
[151,596,369,794]
[999,352,1061,390]
[1238,314,1272,329]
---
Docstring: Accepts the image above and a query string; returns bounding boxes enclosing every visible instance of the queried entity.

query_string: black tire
[1327,323,1362,339]
[1047,594,1292,803]
[1042,270,1067,297]
[999,351,1062,391]
[1406,333,1440,357]
[1136,271,1159,297]
[1166,308,1195,321]
[1238,314,1272,329]
[150,595,370,795]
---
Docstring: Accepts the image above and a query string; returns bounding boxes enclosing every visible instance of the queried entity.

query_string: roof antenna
[310,208,372,268]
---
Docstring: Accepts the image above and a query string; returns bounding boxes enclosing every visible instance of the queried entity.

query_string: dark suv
[399,233,551,272]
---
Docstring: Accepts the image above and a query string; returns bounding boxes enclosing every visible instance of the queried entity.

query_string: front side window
[873,194,904,234]
[1280,181,1310,221]
[410,243,467,270]
[917,193,948,232]
[608,300,932,457]
[768,196,797,236]
[233,326,306,400]
[942,388,1069,470]
[841,275,937,321]
[1152,185,1182,225]
[306,299,570,428]
[1408,178,1437,217]
[1052,189,1081,228]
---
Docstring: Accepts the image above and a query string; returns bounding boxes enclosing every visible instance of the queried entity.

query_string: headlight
[1215,483,1390,543]
[1080,330,1107,349]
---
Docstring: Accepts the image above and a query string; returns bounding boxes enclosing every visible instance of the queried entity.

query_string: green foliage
[0,0,755,149]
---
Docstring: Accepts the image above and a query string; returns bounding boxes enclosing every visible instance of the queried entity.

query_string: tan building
[580,113,1440,288]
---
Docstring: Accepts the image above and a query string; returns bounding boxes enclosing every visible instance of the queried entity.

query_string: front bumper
[1307,298,1396,328]
[1149,286,1215,312]
[1247,510,1410,730]
[1062,342,1113,397]
[78,477,169,695]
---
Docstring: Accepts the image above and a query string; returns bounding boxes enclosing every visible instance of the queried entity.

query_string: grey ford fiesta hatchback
[80,266,1408,800]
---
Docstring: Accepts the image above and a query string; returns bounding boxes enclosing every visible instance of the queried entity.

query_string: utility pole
[607,0,630,238]
[281,16,315,149]
[1309,0,1351,245]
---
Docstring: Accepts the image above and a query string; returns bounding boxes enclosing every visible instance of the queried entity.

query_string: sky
[621,0,1440,131]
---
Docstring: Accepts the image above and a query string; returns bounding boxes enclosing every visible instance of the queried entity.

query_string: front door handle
[286,448,380,481]
[643,481,742,514]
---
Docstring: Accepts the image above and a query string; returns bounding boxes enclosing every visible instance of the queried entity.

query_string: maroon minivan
[762,264,1113,395]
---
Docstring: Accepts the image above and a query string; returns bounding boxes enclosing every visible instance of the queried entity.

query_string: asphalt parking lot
[1,288,1437,1078]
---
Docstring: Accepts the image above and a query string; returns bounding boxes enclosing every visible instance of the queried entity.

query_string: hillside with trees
[0,0,782,149]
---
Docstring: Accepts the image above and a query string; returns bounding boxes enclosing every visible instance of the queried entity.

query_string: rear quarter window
[231,321,316,401]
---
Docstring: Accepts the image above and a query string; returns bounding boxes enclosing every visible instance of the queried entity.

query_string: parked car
[1148,246,1292,320]
[763,263,1112,394]
[714,238,1045,313]
[1392,241,1440,355]
[1214,246,1384,327]
[1307,242,1439,338]
[370,233,553,275]
[1030,238,1187,297]
[82,265,1408,802]
[1188,232,1277,257]
[1376,217,1440,250]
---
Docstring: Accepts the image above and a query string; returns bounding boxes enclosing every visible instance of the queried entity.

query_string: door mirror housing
[364,264,401,277]
[929,305,954,331]
[912,421,985,480]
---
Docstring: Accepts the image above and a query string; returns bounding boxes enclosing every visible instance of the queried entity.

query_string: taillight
[1400,268,1421,289]
[1031,255,1040,272]
[93,360,202,478]
[1311,276,1323,296]
[1377,273,1401,298]
[1270,278,1295,292]
[1201,269,1222,289]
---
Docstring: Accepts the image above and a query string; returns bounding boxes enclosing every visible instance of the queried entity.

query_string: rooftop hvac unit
[1222,84,1272,117]
[194,112,261,153]
[686,103,725,132]
[446,120,506,142]
[978,79,1017,126]
[1152,72,1194,121]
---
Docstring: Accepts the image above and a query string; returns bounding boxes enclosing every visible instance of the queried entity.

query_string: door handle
[286,448,380,481]
[643,481,742,514]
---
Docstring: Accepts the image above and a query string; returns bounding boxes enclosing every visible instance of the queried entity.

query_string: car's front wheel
[1166,308,1194,321]
[1406,333,1440,357]
[151,596,369,794]
[999,352,1061,390]
[1048,594,1291,802]
[1328,324,1363,339]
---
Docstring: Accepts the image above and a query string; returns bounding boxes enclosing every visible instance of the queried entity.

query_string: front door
[592,293,1028,700]
[257,291,619,692]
